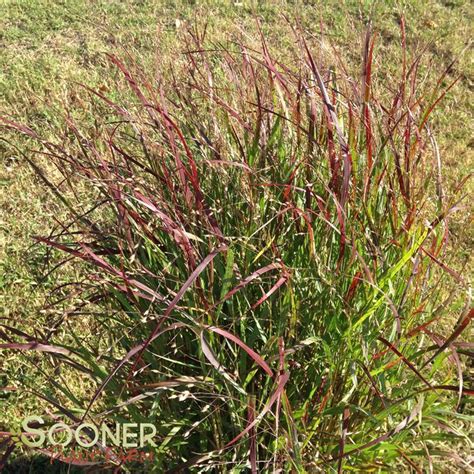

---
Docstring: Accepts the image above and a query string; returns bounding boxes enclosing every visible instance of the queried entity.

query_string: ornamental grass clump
[1,22,471,472]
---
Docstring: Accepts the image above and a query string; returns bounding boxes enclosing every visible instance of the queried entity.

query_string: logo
[18,416,157,465]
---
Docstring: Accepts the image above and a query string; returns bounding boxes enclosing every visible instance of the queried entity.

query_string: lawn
[0,0,472,472]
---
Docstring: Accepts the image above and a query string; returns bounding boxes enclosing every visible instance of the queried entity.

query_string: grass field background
[0,0,472,471]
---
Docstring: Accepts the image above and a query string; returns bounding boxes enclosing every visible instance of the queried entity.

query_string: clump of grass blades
[1,23,472,472]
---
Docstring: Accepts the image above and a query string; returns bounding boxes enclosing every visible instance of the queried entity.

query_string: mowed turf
[2,0,472,312]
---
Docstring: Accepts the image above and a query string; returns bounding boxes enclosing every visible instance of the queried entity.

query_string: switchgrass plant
[1,22,472,472]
